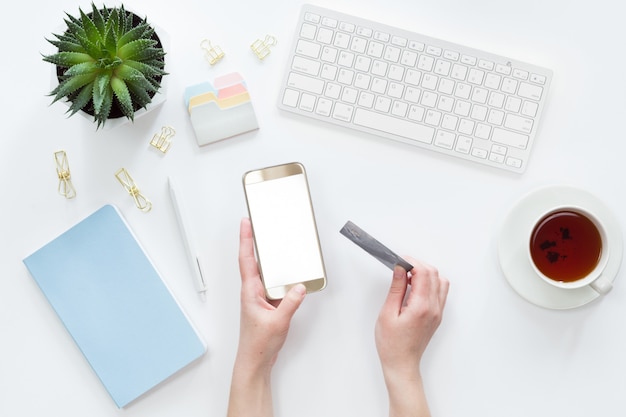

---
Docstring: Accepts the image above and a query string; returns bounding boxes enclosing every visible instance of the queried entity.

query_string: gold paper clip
[150,126,176,153]
[115,168,152,212]
[200,39,225,65]
[54,150,76,199]
[250,35,277,60]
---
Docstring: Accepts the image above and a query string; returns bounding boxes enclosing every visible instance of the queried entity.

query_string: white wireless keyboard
[278,5,553,173]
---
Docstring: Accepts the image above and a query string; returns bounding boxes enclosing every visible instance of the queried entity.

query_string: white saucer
[498,185,623,309]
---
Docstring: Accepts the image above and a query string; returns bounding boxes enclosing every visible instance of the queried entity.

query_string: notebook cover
[23,205,206,408]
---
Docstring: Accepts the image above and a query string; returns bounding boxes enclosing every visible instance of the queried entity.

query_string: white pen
[168,176,208,299]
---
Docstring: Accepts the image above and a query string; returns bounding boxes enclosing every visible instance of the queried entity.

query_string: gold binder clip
[54,150,76,199]
[200,39,225,65]
[114,168,152,212]
[150,126,176,153]
[250,35,277,60]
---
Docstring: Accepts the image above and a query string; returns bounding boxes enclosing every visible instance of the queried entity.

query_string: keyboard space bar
[353,109,435,144]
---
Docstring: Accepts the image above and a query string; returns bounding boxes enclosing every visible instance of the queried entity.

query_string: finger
[276,284,307,320]
[405,260,437,306]
[381,265,409,317]
[238,218,259,283]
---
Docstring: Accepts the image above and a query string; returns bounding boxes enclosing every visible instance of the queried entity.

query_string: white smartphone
[243,162,327,299]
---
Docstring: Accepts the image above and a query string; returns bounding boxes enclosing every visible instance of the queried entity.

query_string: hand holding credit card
[340,221,413,271]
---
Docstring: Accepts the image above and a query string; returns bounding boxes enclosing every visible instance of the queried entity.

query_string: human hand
[375,259,449,417]
[227,218,307,417]
[235,217,307,371]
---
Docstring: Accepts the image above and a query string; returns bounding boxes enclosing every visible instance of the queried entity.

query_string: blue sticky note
[23,205,206,408]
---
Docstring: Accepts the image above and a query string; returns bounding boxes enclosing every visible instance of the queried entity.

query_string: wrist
[385,373,430,417]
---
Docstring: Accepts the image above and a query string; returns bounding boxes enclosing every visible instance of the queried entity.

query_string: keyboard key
[320,64,338,80]
[425,109,442,126]
[300,93,316,112]
[354,73,371,89]
[304,12,320,23]
[505,96,522,113]
[357,26,373,37]
[467,68,485,85]
[341,87,358,104]
[384,46,401,62]
[400,50,418,67]
[495,63,512,75]
[472,148,488,159]
[392,101,409,117]
[339,22,355,33]
[504,114,534,133]
[296,40,321,58]
[300,23,317,40]
[461,55,477,65]
[375,96,392,112]
[426,45,442,56]
[283,88,299,107]
[506,156,523,168]
[417,55,435,71]
[315,98,333,116]
[408,105,425,121]
[358,91,375,108]
[492,127,529,149]
[287,72,324,94]
[530,73,546,84]
[455,136,472,153]
[350,37,368,53]
[408,41,425,51]
[333,102,354,121]
[478,59,494,71]
[321,17,338,28]
[334,33,351,48]
[522,101,539,117]
[320,46,338,63]
[317,28,334,44]
[324,82,341,99]
[367,42,385,58]
[391,36,408,47]
[512,68,529,80]
[435,130,455,149]
[292,56,321,76]
[444,50,460,61]
[354,109,435,143]
[374,31,390,42]
[451,64,468,80]
[518,82,543,101]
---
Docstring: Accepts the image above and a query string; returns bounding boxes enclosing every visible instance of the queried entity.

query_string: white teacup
[528,206,611,294]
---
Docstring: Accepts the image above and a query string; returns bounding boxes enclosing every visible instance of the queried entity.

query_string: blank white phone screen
[246,173,324,288]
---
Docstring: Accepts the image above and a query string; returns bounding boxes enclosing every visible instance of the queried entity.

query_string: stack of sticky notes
[184,72,259,146]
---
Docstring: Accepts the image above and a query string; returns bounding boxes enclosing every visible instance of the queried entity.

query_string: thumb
[381,266,408,316]
[276,283,307,320]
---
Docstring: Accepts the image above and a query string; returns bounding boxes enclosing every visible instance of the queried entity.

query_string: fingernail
[293,284,306,296]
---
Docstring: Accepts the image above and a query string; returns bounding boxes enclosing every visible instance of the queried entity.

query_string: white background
[1,0,625,416]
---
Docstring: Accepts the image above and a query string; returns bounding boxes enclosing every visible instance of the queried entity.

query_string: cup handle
[590,275,613,295]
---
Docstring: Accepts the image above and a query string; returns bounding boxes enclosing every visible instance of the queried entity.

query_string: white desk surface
[2,0,625,415]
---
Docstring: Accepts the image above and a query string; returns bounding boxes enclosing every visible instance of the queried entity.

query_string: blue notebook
[23,205,206,408]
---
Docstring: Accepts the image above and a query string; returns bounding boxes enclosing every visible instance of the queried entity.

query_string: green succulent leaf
[64,61,99,77]
[80,8,101,43]
[90,4,106,35]
[67,82,95,116]
[110,77,134,119]
[51,73,95,103]
[43,52,94,67]
[124,60,166,78]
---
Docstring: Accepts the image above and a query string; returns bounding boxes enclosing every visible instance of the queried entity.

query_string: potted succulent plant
[42,3,167,129]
